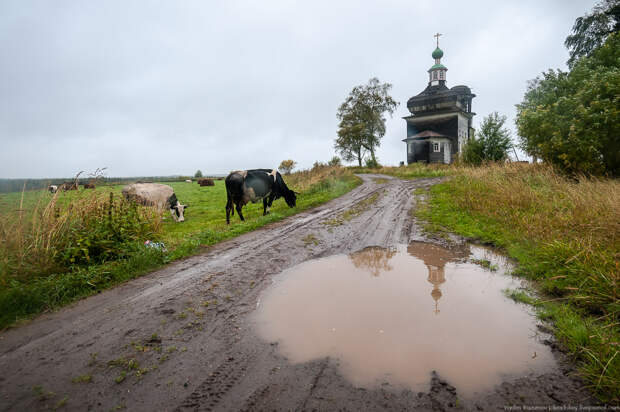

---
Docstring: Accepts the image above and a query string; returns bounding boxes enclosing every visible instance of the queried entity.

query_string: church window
[433,142,440,152]
[432,71,438,80]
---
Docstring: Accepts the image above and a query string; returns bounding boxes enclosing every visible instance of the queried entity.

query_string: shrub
[0,191,162,282]
[327,156,342,167]
[364,157,380,168]
[461,138,486,166]
[462,112,512,165]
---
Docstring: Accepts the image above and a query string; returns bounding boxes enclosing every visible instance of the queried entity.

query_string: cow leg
[236,203,245,221]
[226,196,233,224]
[265,194,275,215]
[263,198,268,215]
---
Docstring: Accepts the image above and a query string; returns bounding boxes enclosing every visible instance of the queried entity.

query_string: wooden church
[403,34,476,164]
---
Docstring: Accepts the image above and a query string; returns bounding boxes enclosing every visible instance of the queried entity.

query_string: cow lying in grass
[60,182,78,191]
[198,178,214,186]
[122,183,188,222]
[225,169,297,224]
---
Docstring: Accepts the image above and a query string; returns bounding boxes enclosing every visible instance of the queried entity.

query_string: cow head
[170,202,188,222]
[283,189,297,208]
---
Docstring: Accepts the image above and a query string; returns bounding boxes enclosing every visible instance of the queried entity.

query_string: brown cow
[60,182,78,191]
[198,178,215,187]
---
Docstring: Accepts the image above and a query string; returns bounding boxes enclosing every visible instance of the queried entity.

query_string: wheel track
[175,354,249,412]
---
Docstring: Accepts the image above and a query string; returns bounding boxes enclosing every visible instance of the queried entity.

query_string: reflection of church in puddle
[350,247,397,277]
[407,242,467,314]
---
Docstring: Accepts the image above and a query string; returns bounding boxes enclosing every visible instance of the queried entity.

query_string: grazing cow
[225,169,297,224]
[60,182,78,191]
[122,183,188,222]
[48,185,58,194]
[83,183,96,189]
[185,179,192,183]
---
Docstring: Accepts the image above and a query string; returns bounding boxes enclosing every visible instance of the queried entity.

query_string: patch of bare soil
[0,174,594,411]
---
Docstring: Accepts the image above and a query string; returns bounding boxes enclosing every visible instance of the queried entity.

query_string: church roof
[406,83,475,108]
[428,63,447,71]
[450,85,473,95]
[410,130,448,138]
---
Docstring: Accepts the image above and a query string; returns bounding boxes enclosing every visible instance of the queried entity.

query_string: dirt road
[0,175,593,411]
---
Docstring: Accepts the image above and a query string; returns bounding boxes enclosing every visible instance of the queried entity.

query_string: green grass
[414,163,619,401]
[0,168,361,329]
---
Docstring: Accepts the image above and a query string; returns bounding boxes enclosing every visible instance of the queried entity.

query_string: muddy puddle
[252,242,555,397]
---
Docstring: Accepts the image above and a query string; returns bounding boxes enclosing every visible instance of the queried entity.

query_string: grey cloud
[0,0,597,177]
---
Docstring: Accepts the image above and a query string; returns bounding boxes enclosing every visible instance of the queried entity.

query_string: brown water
[252,243,555,396]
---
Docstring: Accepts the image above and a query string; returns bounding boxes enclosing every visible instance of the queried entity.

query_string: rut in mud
[0,174,593,411]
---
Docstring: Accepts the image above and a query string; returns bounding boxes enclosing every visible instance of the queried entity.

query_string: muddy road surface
[0,174,593,411]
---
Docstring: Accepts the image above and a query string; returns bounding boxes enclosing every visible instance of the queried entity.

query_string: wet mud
[0,174,594,411]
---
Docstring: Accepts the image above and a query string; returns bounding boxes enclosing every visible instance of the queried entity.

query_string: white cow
[122,183,188,222]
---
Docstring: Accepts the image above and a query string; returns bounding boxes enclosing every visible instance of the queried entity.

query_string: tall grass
[0,190,162,289]
[416,162,619,400]
[285,164,357,192]
[436,163,618,314]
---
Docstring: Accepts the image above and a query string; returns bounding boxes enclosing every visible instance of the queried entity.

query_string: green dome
[432,47,443,59]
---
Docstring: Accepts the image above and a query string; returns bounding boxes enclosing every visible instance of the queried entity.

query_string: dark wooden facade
[403,43,475,164]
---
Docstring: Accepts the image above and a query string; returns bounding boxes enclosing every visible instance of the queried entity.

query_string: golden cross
[434,32,442,47]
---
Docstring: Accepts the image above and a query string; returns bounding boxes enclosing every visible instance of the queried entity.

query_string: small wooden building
[403,35,476,164]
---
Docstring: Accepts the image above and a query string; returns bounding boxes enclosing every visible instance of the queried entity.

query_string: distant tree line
[0,175,224,194]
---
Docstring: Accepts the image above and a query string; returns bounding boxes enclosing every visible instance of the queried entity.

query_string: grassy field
[410,163,619,401]
[0,167,360,329]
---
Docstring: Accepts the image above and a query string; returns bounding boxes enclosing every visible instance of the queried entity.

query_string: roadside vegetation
[0,166,360,329]
[516,16,619,176]
[461,111,513,166]
[349,162,449,179]
[414,162,619,401]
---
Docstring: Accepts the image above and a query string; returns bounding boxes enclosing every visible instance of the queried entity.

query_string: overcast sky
[0,0,597,178]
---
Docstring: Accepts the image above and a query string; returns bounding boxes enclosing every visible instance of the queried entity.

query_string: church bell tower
[402,34,476,165]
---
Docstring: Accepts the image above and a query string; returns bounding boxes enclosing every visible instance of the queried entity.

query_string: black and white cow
[122,183,188,222]
[225,169,297,224]
[48,185,58,194]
